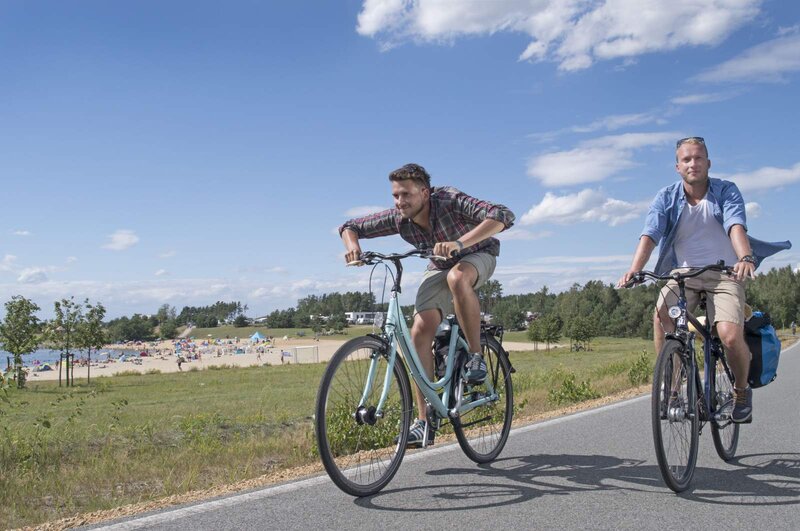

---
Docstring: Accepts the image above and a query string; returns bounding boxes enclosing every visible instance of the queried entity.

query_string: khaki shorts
[657,269,746,326]
[414,252,496,318]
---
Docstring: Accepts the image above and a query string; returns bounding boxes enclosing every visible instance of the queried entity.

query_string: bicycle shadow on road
[353,452,800,511]
[354,453,658,512]
[679,452,800,506]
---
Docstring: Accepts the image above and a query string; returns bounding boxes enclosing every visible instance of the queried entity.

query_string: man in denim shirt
[618,137,790,422]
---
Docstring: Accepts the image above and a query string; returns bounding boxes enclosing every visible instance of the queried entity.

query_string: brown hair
[388,163,431,189]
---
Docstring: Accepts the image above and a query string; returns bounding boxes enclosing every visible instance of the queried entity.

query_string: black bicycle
[625,263,740,492]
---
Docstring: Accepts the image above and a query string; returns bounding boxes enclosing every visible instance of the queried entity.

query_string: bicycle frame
[357,256,499,421]
[666,282,734,423]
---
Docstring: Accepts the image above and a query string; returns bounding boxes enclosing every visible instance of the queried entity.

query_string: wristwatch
[454,240,464,252]
[739,255,757,265]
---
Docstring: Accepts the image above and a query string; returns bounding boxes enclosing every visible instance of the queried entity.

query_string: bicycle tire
[315,336,412,497]
[652,339,699,492]
[452,335,513,463]
[710,350,739,461]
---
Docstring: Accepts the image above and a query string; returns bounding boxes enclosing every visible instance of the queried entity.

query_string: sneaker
[731,387,753,423]
[464,353,487,384]
[394,419,435,448]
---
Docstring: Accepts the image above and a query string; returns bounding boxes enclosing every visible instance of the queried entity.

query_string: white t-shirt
[673,195,739,268]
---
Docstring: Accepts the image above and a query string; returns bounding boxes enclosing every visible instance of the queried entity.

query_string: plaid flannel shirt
[339,186,515,270]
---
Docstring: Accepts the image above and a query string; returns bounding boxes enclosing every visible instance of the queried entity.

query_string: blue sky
[1,0,799,319]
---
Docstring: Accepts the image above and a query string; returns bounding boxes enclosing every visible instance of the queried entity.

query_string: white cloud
[528,132,678,186]
[344,205,387,217]
[103,230,139,251]
[719,162,800,192]
[155,269,169,277]
[66,256,78,264]
[745,202,761,218]
[695,33,800,83]
[670,91,740,105]
[521,189,647,227]
[158,250,176,258]
[12,230,31,236]
[1,255,17,272]
[496,228,553,241]
[529,111,666,142]
[17,268,48,284]
[357,0,761,71]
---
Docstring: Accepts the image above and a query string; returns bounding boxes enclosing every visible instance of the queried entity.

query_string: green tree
[0,296,41,388]
[76,300,106,383]
[50,298,84,383]
[492,299,525,330]
[233,315,249,328]
[477,279,503,314]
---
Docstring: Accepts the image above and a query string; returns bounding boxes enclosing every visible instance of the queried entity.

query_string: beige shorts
[414,252,496,318]
[657,269,746,325]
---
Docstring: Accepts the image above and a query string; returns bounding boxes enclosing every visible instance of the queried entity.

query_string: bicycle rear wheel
[652,339,699,492]
[452,335,513,463]
[710,352,739,461]
[315,336,412,497]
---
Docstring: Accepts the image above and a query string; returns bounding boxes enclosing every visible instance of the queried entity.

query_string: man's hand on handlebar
[617,271,641,289]
[344,247,363,266]
[433,241,461,259]
[732,259,756,281]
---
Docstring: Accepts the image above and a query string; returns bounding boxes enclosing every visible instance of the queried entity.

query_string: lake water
[1,348,138,369]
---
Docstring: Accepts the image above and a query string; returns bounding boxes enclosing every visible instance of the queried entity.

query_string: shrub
[628,350,652,386]
[548,372,600,405]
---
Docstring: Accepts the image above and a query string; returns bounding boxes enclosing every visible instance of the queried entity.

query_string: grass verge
[3,332,797,528]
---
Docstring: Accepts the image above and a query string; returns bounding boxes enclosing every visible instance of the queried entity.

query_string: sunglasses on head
[676,136,705,148]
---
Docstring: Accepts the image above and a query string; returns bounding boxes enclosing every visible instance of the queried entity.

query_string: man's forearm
[456,219,505,248]
[729,224,752,259]
[629,236,656,271]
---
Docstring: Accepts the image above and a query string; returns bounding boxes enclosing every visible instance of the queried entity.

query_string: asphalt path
[89,340,800,530]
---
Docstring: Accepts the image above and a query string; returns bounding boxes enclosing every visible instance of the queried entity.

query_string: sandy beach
[27,338,545,381]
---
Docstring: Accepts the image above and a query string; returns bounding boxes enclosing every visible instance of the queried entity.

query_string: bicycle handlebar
[349,248,450,266]
[623,262,736,289]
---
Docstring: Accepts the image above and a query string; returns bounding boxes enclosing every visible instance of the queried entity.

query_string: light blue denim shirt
[642,178,791,275]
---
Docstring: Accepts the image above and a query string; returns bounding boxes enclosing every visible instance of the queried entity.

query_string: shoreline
[24,339,552,381]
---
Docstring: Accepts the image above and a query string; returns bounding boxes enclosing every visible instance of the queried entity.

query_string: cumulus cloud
[158,250,176,258]
[155,269,169,277]
[103,230,139,251]
[528,132,678,186]
[12,230,31,236]
[521,189,647,227]
[344,205,388,217]
[356,0,761,71]
[745,202,761,218]
[719,162,800,192]
[695,33,800,83]
[17,268,48,284]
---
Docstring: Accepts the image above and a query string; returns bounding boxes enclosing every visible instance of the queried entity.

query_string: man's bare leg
[410,309,440,421]
[447,262,481,353]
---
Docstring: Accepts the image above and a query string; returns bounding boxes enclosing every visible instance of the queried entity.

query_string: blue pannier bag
[745,311,781,388]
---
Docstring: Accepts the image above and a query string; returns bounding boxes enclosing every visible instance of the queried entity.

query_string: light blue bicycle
[314,248,514,496]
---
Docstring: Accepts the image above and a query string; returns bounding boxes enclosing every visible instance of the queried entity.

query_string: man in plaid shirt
[339,163,514,447]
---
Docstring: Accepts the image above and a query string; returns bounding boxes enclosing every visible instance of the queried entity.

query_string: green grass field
[2,331,796,527]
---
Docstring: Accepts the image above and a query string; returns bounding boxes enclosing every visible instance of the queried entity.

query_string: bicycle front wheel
[652,339,699,492]
[315,336,412,497]
[453,335,513,463]
[710,353,739,461]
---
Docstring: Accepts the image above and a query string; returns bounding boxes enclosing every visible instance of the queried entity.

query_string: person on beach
[339,163,515,447]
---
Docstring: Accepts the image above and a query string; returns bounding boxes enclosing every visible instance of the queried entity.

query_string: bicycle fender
[664,333,687,348]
